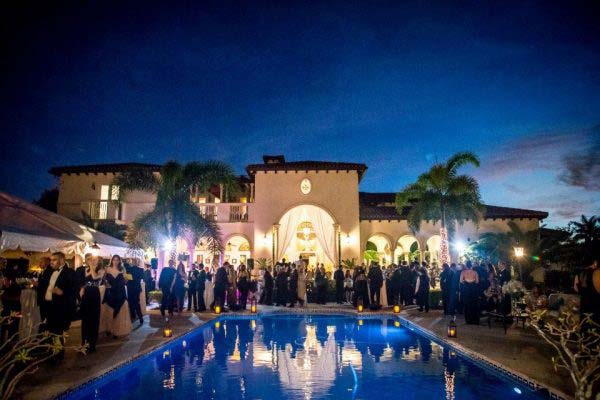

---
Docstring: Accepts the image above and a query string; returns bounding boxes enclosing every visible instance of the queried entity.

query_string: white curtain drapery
[276,205,336,265]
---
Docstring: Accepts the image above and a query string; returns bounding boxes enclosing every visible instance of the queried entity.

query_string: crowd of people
[0,252,150,357]
[1,252,598,362]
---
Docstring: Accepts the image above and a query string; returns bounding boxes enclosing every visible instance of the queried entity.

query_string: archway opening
[224,235,251,266]
[364,234,391,265]
[426,235,442,264]
[277,205,336,270]
[394,235,420,263]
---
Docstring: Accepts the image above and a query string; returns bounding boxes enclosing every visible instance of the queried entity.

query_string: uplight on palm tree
[114,160,238,263]
[395,152,484,263]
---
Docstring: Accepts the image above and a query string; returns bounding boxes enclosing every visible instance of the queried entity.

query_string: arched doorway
[364,234,392,265]
[277,204,337,270]
[224,235,251,267]
[394,235,420,263]
[426,235,442,263]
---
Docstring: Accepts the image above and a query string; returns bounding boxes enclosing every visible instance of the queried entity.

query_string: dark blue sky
[1,1,599,227]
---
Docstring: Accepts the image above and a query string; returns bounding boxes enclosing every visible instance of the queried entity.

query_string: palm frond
[113,169,160,199]
[445,151,480,173]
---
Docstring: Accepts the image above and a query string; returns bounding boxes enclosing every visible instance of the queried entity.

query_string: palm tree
[395,151,484,263]
[570,215,600,259]
[114,160,238,262]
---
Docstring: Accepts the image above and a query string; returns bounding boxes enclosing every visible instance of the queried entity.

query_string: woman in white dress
[204,266,215,309]
[297,264,307,306]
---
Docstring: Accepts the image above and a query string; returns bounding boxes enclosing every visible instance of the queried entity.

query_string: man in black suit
[334,265,345,304]
[187,264,199,311]
[213,263,229,310]
[44,252,76,358]
[158,259,177,317]
[36,257,53,325]
[126,260,145,325]
[367,262,384,308]
[497,261,511,287]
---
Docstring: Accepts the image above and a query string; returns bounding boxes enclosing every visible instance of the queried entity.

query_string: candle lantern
[250,298,257,313]
[215,304,222,314]
[163,327,173,338]
[357,299,364,313]
[393,304,401,313]
[447,319,457,338]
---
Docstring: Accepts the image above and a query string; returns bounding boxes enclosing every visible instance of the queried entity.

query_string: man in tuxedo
[368,262,384,308]
[497,262,511,287]
[213,263,229,310]
[187,264,199,312]
[158,259,177,317]
[36,257,53,324]
[45,252,76,358]
[126,260,145,325]
[334,265,345,304]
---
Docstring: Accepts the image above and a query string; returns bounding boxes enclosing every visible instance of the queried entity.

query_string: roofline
[246,161,368,180]
[49,163,162,176]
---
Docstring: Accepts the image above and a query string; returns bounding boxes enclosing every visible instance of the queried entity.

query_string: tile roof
[359,192,548,220]
[246,160,368,180]
[49,163,161,176]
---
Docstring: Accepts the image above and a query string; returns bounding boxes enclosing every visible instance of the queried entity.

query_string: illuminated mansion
[51,155,548,268]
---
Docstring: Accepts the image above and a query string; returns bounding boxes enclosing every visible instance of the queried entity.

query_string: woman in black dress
[103,255,131,337]
[80,255,104,353]
[460,262,480,325]
[415,267,430,312]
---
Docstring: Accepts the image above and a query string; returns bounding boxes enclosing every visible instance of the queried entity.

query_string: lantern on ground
[447,319,457,338]
[250,298,257,314]
[214,303,222,314]
[163,326,173,338]
[357,299,364,313]
[393,304,401,313]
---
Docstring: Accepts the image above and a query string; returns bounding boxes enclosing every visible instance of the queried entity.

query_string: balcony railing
[197,203,251,223]
[83,201,121,221]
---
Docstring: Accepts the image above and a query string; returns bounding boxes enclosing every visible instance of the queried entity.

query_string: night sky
[1,1,599,227]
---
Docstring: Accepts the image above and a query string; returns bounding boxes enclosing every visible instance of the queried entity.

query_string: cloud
[558,127,600,190]
[476,125,600,191]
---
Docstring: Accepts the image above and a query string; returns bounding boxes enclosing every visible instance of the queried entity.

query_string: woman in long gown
[297,265,307,306]
[80,255,104,353]
[102,255,132,337]
[380,269,389,307]
[174,262,186,313]
[204,266,215,309]
[460,262,480,324]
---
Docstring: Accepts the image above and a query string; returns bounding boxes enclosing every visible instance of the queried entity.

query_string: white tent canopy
[0,191,129,257]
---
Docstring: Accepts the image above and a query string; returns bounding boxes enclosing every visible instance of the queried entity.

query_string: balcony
[83,200,121,221]
[197,203,252,223]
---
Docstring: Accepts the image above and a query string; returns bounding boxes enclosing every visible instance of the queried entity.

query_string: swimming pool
[62,314,548,399]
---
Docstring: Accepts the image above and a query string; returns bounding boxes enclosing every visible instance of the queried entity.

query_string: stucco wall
[252,170,361,261]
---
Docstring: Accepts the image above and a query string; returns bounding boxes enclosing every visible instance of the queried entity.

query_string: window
[100,185,110,200]
[99,201,108,219]
[111,185,120,200]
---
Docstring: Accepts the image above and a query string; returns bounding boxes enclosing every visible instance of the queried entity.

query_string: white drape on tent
[304,206,336,265]
[276,205,336,264]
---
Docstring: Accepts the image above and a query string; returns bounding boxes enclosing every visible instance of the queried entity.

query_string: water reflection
[72,316,542,400]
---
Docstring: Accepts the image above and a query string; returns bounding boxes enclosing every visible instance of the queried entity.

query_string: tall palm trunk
[439,199,451,264]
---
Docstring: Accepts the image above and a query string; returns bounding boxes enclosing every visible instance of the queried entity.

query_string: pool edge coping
[53,309,572,400]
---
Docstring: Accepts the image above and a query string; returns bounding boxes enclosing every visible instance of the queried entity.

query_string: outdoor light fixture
[164,239,175,252]
[261,234,270,246]
[163,327,173,338]
[514,246,524,258]
[344,233,352,246]
[447,319,457,338]
[250,298,257,313]
[214,304,222,314]
[455,241,466,254]
[90,242,101,257]
[393,304,401,313]
[357,299,364,313]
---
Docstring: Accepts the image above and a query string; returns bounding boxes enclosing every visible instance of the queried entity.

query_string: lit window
[99,201,108,219]
[100,185,109,200]
[111,185,120,200]
[198,197,206,204]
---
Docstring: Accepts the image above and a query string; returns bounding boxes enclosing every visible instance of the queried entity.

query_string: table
[18,288,41,339]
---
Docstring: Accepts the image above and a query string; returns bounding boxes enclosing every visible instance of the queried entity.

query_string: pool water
[64,314,547,400]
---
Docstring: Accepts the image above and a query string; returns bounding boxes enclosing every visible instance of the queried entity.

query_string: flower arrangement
[502,280,525,300]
